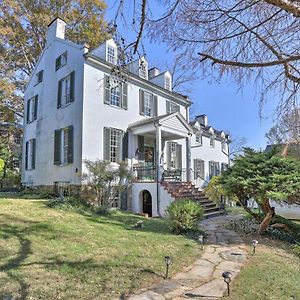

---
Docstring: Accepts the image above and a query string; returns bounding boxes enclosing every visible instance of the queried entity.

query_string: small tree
[83,159,132,209]
[204,176,226,205]
[221,148,300,234]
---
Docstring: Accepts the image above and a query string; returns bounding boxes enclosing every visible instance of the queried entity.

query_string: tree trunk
[258,199,275,234]
[238,199,261,220]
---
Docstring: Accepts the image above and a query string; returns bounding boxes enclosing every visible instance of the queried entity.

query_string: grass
[229,241,300,300]
[0,195,200,299]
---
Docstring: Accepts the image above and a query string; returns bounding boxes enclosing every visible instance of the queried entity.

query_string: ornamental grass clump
[166,199,204,234]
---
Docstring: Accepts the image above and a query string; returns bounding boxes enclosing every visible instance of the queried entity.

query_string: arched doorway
[142,190,152,217]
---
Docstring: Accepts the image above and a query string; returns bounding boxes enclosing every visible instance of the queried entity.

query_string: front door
[142,190,152,217]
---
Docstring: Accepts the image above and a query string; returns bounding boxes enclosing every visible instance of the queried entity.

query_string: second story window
[25,138,36,170]
[139,89,158,117]
[103,127,123,162]
[36,70,43,84]
[57,71,75,108]
[210,135,215,148]
[107,46,116,64]
[104,75,128,109]
[54,125,74,166]
[55,51,67,71]
[195,131,202,145]
[166,100,180,114]
[26,95,38,123]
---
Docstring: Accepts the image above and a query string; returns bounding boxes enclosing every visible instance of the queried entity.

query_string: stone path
[118,214,248,300]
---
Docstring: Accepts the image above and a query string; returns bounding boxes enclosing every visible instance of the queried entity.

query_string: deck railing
[133,165,157,181]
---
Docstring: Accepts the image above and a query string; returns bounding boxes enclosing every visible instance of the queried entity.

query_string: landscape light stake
[252,240,258,255]
[164,256,172,279]
[222,271,232,297]
[198,234,204,249]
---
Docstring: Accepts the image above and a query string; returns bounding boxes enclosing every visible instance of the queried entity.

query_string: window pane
[144,92,152,116]
[107,46,116,63]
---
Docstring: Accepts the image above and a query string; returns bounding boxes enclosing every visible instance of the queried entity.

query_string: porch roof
[128,112,195,139]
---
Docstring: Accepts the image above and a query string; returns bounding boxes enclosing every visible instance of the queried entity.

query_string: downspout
[154,122,162,217]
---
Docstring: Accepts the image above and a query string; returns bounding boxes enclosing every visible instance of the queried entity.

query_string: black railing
[133,165,157,181]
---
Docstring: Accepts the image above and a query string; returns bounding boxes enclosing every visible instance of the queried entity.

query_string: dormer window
[55,51,67,71]
[139,59,148,79]
[165,76,171,91]
[107,46,117,64]
[195,131,202,145]
[222,141,227,152]
[36,70,43,84]
[210,135,215,148]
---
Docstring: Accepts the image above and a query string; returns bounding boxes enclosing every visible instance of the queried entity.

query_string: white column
[155,124,162,181]
[186,135,192,182]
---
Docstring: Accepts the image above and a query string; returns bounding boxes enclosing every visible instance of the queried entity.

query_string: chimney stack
[148,67,160,78]
[46,18,66,43]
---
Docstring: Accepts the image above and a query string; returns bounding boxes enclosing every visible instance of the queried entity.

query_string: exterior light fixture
[222,271,232,296]
[252,240,259,255]
[198,235,204,249]
[164,256,172,279]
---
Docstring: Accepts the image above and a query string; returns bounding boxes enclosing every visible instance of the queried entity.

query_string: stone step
[203,210,225,219]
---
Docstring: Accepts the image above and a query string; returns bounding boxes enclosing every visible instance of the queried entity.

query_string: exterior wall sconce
[222,271,232,296]
[164,256,172,279]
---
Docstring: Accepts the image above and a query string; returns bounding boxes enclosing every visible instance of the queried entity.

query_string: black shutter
[32,139,36,169]
[34,95,38,120]
[153,95,158,117]
[122,131,129,160]
[67,126,74,163]
[166,142,171,169]
[193,159,197,180]
[122,82,128,109]
[120,190,128,210]
[103,127,110,161]
[54,129,61,165]
[55,56,61,70]
[26,100,30,123]
[25,141,28,170]
[70,71,75,102]
[139,89,144,115]
[199,159,205,179]
[104,75,110,104]
[137,135,145,160]
[57,79,62,108]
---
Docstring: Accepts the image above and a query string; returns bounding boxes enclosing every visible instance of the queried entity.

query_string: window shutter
[55,56,61,70]
[67,125,74,163]
[139,89,144,115]
[166,100,171,114]
[32,139,36,169]
[34,96,38,120]
[209,161,213,179]
[137,135,145,160]
[122,131,129,160]
[153,95,158,117]
[122,82,128,110]
[70,71,75,102]
[216,162,220,175]
[166,141,172,169]
[25,141,29,170]
[57,79,62,108]
[116,130,123,162]
[26,100,30,123]
[103,127,110,161]
[120,190,128,210]
[54,129,61,165]
[199,159,205,179]
[104,75,110,104]
[175,144,182,170]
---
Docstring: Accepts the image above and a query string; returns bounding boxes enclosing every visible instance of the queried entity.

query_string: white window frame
[170,142,177,168]
[107,46,117,64]
[27,96,37,123]
[109,78,121,107]
[222,141,227,152]
[27,139,35,170]
[61,74,72,106]
[56,52,67,70]
[109,128,122,163]
[165,76,171,91]
[144,91,153,117]
[210,135,215,148]
[195,131,202,145]
[139,60,148,79]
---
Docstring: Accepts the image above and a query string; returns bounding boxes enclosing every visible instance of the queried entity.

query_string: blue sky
[105,1,275,150]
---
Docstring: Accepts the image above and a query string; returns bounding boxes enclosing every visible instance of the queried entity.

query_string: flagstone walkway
[119,214,248,300]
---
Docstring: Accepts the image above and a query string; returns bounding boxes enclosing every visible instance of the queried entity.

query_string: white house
[22,18,230,217]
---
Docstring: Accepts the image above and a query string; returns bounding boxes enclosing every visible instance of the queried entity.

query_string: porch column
[186,135,192,182]
[155,123,162,181]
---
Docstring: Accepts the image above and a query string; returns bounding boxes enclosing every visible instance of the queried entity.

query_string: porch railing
[133,165,157,181]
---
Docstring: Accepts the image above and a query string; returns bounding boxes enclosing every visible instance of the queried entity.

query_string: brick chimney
[46,17,66,42]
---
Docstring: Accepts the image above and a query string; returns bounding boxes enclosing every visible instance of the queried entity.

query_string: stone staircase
[162,181,224,218]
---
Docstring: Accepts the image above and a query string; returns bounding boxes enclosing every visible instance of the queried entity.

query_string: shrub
[166,199,204,234]
[292,243,300,258]
[47,196,90,211]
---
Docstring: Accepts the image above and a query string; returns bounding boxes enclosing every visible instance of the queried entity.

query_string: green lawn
[0,196,200,299]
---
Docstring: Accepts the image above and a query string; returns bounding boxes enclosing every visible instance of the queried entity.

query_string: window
[107,46,116,64]
[165,76,171,91]
[103,127,123,163]
[104,75,128,109]
[55,51,67,70]
[139,90,157,117]
[222,141,227,152]
[54,126,74,165]
[166,141,182,170]
[25,139,36,170]
[221,163,228,173]
[195,131,202,145]
[139,60,148,79]
[36,70,43,84]
[209,161,220,179]
[26,95,38,123]
[57,71,75,108]
[166,100,180,114]
[210,135,215,148]
[194,159,205,180]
